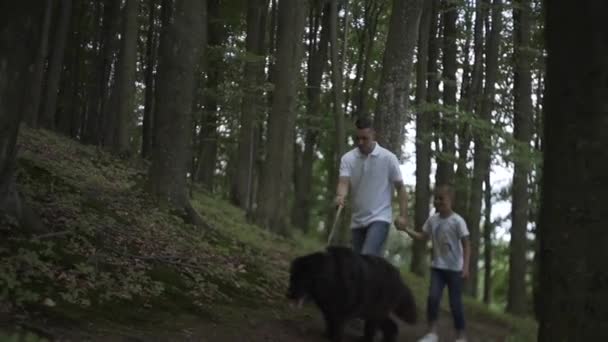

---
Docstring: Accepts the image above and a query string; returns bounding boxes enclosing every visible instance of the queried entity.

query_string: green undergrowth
[1,128,536,340]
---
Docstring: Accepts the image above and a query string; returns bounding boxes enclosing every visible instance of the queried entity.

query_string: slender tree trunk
[106,0,138,155]
[83,0,103,144]
[435,0,458,186]
[141,0,158,158]
[148,0,205,225]
[373,0,424,156]
[23,0,53,128]
[539,1,608,339]
[465,0,502,298]
[100,0,123,146]
[454,0,484,218]
[291,2,329,231]
[232,0,268,209]
[195,0,223,191]
[329,0,346,177]
[0,1,45,232]
[483,172,493,305]
[507,0,533,316]
[40,0,72,130]
[254,0,307,234]
[411,0,436,277]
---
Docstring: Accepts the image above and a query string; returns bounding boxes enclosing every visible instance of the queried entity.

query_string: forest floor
[0,128,536,341]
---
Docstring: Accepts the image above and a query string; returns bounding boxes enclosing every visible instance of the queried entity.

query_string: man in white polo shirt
[334,117,409,256]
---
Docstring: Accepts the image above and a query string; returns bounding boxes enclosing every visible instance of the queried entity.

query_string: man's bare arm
[335,176,349,207]
[394,181,409,220]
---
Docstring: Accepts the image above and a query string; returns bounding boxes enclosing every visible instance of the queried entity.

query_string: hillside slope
[1,128,536,341]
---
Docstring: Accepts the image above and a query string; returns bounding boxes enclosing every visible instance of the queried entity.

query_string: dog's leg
[322,313,346,342]
[379,317,398,342]
[360,319,378,342]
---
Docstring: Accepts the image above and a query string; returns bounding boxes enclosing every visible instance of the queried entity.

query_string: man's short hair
[355,117,373,130]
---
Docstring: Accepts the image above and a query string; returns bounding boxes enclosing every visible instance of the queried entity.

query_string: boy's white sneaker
[418,332,439,342]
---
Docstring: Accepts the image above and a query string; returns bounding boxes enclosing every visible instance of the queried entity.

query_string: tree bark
[106,0,138,155]
[435,0,458,186]
[232,0,268,210]
[23,0,53,128]
[373,0,424,157]
[291,2,329,231]
[253,0,307,234]
[40,0,72,130]
[538,1,608,340]
[148,0,205,225]
[195,0,223,191]
[507,0,533,316]
[465,0,502,298]
[410,0,436,277]
[483,172,493,305]
[141,0,158,158]
[0,1,45,232]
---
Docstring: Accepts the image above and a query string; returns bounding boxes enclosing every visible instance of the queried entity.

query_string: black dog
[287,246,417,342]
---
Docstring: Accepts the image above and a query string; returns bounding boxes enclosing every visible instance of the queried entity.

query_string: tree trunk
[141,0,158,158]
[373,0,424,157]
[454,0,484,218]
[291,2,329,231]
[148,0,205,225]
[435,0,458,186]
[0,1,45,232]
[23,0,53,128]
[106,0,138,155]
[40,0,72,130]
[483,172,493,305]
[507,0,533,316]
[538,1,608,340]
[329,0,346,181]
[232,0,268,210]
[195,0,223,191]
[253,0,307,234]
[465,0,502,298]
[410,0,436,277]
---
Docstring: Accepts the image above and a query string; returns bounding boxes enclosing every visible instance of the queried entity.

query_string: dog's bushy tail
[394,285,417,324]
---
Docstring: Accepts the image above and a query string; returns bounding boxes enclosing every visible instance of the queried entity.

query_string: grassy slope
[0,128,537,341]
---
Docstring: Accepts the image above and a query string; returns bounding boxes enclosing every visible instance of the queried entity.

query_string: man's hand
[394,215,408,231]
[462,267,469,279]
[334,195,345,207]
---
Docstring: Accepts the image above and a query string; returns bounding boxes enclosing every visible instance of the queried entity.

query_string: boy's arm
[394,218,429,241]
[394,181,409,225]
[462,236,471,278]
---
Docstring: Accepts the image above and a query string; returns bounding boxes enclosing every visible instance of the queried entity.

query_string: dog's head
[286,251,328,308]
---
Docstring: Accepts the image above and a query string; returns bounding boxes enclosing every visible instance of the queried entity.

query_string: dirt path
[4,304,514,342]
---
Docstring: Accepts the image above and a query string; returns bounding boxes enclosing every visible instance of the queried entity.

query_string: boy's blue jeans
[427,267,466,331]
[351,221,390,256]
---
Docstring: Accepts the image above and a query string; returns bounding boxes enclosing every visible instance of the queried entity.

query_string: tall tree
[254,0,307,233]
[329,0,346,185]
[466,0,502,297]
[0,1,45,231]
[232,0,269,211]
[291,2,329,231]
[23,0,53,128]
[105,0,139,155]
[374,0,424,157]
[40,0,72,130]
[411,0,437,277]
[538,1,608,339]
[482,172,493,305]
[195,0,224,190]
[507,0,533,315]
[435,0,458,186]
[141,0,159,158]
[148,0,205,225]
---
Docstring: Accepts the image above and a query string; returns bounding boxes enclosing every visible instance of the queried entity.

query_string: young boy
[395,184,470,342]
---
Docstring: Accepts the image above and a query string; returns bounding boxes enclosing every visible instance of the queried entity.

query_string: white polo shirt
[339,143,403,229]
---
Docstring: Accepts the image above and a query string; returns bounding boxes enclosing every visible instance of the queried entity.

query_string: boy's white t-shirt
[423,212,469,271]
